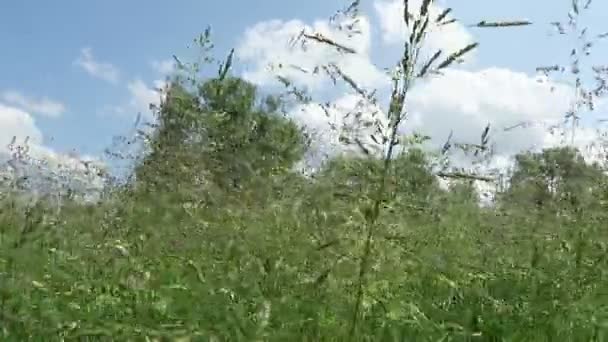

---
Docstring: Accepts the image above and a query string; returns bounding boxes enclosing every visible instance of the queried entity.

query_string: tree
[134,76,309,195]
[312,147,443,218]
[197,76,309,188]
[498,146,605,213]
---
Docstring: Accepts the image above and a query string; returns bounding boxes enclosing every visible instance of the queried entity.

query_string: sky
[1,0,608,180]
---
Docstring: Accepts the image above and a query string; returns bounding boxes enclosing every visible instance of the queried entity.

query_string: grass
[2,0,608,340]
[1,157,608,340]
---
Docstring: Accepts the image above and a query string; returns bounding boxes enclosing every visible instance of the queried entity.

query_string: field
[2,0,608,340]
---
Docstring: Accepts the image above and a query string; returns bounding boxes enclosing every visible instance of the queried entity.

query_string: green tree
[499,146,605,212]
[135,76,309,195]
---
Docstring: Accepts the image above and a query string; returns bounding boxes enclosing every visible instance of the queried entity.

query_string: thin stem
[348,63,412,339]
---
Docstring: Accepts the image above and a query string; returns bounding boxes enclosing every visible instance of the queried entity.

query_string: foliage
[2,0,608,341]
[135,75,309,196]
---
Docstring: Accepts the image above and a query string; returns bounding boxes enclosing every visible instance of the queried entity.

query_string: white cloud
[74,47,120,83]
[127,79,167,120]
[290,93,388,168]
[1,90,65,117]
[96,78,167,122]
[288,65,599,182]
[373,0,476,63]
[0,102,107,199]
[289,67,579,168]
[406,67,574,156]
[235,1,607,184]
[0,103,43,150]
[237,15,388,92]
[400,66,608,204]
[234,0,477,166]
[3,143,109,202]
[150,59,176,75]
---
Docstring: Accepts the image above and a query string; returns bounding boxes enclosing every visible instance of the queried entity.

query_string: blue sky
[1,0,607,171]
[0,0,319,155]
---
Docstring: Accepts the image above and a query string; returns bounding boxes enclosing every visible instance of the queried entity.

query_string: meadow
[2,0,608,340]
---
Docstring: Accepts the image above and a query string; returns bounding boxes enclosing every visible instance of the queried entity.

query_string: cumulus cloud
[234,0,478,167]
[234,0,607,192]
[95,77,167,124]
[373,0,476,63]
[236,15,388,92]
[406,67,575,155]
[3,144,109,202]
[285,66,580,172]
[127,79,167,120]
[74,47,120,83]
[399,66,608,203]
[290,93,388,169]
[1,90,65,118]
[0,101,107,200]
[0,103,44,150]
[236,11,392,171]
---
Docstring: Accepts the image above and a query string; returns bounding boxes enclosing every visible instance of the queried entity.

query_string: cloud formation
[127,79,166,120]
[290,93,388,168]
[74,47,120,83]
[0,103,43,150]
[96,78,166,121]
[0,101,107,200]
[236,0,592,170]
[373,0,476,63]
[1,90,65,118]
[406,67,574,155]
[237,15,388,92]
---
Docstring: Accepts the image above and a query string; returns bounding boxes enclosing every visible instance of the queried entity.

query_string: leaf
[420,0,432,17]
[415,16,430,44]
[404,0,410,27]
[481,123,491,145]
[436,171,494,182]
[474,20,532,28]
[436,43,479,70]
[218,48,234,81]
[410,19,421,45]
[437,274,458,289]
[317,239,340,250]
[441,130,453,155]
[417,49,442,77]
[439,18,457,26]
[31,280,46,290]
[172,55,185,70]
[315,268,332,285]
[436,8,452,23]
[302,32,357,54]
[330,63,367,98]
[354,138,371,155]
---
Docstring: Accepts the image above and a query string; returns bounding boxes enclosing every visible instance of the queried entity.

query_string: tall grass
[1,0,608,340]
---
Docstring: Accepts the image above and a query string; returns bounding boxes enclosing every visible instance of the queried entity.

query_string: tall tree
[134,76,309,194]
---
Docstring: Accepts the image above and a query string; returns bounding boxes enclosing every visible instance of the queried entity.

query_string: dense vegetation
[2,1,608,340]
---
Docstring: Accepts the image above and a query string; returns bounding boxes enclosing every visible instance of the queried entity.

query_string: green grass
[2,1,607,339]
[1,162,608,341]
